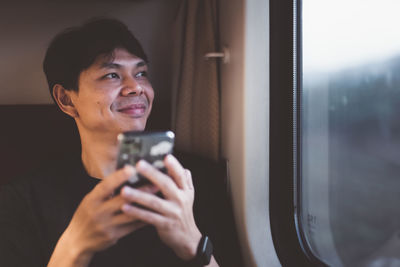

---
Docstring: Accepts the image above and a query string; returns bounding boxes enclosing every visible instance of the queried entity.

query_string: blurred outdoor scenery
[300,1,400,266]
[302,55,400,266]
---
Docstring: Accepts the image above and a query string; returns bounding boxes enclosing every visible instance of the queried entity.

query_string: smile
[117,104,147,117]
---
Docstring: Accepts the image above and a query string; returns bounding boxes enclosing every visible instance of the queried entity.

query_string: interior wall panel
[0,0,179,113]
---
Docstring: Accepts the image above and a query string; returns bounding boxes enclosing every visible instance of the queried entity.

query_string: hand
[48,166,155,267]
[120,155,202,260]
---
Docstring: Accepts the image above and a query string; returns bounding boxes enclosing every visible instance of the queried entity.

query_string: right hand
[48,165,155,266]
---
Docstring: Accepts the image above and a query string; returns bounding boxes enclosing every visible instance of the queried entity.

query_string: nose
[120,76,143,96]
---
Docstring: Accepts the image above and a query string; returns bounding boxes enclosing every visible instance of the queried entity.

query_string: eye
[136,71,148,78]
[103,73,120,79]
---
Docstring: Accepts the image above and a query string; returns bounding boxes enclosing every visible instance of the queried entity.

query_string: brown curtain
[171,0,220,161]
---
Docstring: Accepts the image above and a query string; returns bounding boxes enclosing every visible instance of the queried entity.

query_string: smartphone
[115,131,175,189]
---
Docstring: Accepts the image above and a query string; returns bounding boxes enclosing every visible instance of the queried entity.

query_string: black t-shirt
[0,154,243,267]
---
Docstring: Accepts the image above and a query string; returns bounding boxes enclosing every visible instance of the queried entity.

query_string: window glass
[299,1,400,266]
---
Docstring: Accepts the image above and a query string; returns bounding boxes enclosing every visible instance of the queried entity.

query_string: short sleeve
[0,183,45,267]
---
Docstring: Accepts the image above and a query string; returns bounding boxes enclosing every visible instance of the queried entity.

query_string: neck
[79,129,119,180]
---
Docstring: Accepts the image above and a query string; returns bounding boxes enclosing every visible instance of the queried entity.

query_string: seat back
[0,105,80,185]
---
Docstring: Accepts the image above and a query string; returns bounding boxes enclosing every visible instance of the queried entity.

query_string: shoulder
[1,155,74,191]
[0,153,90,258]
[0,154,84,212]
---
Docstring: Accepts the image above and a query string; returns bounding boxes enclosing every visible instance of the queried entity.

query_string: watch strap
[188,235,213,267]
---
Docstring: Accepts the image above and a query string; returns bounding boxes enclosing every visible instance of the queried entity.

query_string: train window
[297,0,400,266]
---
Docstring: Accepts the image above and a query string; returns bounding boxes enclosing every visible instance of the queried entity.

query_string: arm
[47,166,149,267]
[120,155,220,267]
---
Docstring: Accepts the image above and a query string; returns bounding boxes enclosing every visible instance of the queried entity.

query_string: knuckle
[171,220,180,229]
[175,192,186,205]
[163,220,176,230]
[95,223,108,236]
[180,167,187,176]
[100,226,117,242]
[150,198,161,210]
[171,207,183,220]
[123,205,136,216]
[185,169,192,179]
[159,179,169,191]
[105,230,117,243]
[100,182,112,194]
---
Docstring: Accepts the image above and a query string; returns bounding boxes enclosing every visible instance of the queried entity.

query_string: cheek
[99,99,115,117]
[82,96,113,119]
[147,88,155,104]
[96,101,106,116]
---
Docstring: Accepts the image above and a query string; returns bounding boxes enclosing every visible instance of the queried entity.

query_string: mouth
[117,103,147,117]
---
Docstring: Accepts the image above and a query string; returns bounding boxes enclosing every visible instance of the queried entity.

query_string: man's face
[70,48,154,136]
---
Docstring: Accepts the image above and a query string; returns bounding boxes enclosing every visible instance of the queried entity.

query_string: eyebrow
[100,61,147,69]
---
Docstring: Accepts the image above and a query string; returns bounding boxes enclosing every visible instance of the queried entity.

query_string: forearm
[207,256,219,267]
[47,230,93,267]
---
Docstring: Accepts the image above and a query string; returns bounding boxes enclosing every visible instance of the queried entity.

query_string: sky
[303,0,400,73]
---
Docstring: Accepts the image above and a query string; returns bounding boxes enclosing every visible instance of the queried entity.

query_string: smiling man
[0,18,220,267]
[53,47,154,179]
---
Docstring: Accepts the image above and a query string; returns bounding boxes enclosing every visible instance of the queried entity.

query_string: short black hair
[43,17,148,99]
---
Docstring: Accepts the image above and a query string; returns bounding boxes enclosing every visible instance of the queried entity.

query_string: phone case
[116,131,175,188]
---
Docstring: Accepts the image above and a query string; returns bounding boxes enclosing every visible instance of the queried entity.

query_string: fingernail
[165,154,173,162]
[122,186,135,196]
[136,160,148,170]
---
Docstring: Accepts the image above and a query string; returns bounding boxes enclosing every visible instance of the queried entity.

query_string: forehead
[92,48,147,69]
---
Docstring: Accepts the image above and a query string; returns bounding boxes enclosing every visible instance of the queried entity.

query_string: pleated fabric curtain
[171,0,220,161]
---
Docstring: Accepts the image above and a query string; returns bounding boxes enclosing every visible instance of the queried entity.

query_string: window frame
[269,0,327,265]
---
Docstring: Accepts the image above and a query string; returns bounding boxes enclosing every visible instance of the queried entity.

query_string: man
[0,18,227,266]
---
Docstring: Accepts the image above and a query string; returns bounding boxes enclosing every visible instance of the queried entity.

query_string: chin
[120,121,146,132]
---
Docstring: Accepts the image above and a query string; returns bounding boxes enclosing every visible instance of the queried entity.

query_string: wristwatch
[188,235,213,266]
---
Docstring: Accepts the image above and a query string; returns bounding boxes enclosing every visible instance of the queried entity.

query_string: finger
[185,169,194,190]
[113,221,147,240]
[100,194,131,215]
[121,202,168,228]
[100,183,161,216]
[111,210,142,225]
[137,184,160,195]
[164,154,187,190]
[136,160,178,200]
[121,186,178,216]
[94,166,136,199]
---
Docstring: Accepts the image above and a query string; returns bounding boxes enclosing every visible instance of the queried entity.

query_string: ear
[52,84,79,118]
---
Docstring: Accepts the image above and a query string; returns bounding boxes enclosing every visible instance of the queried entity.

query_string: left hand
[120,154,202,260]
